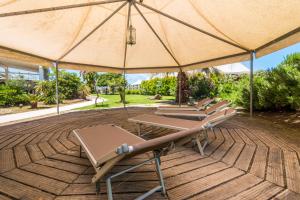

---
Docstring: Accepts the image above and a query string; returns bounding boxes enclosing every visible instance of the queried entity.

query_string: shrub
[126,89,140,95]
[140,76,176,96]
[189,73,215,99]
[58,71,81,99]
[0,82,30,106]
[35,81,64,104]
[78,84,91,100]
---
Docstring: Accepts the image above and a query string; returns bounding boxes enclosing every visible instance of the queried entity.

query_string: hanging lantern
[127,24,136,45]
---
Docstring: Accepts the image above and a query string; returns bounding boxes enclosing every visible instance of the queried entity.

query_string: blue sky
[243,42,300,71]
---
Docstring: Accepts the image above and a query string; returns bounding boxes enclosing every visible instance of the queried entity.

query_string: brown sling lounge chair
[129,108,236,155]
[155,100,230,119]
[157,97,214,111]
[72,109,234,200]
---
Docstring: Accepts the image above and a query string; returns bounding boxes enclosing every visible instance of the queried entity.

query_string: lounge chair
[72,108,235,200]
[155,100,230,119]
[129,108,236,155]
[157,97,214,111]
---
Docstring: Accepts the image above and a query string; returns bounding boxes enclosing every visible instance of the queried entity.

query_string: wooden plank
[0,176,54,200]
[27,144,45,161]
[234,144,256,171]
[36,158,87,174]
[49,154,90,166]
[235,129,255,145]
[229,129,244,143]
[14,145,31,167]
[0,148,15,173]
[21,163,78,183]
[228,181,283,200]
[62,181,160,195]
[267,147,285,187]
[190,174,262,200]
[3,168,68,195]
[161,153,203,170]
[0,135,23,149]
[204,128,224,156]
[210,128,234,160]
[222,142,244,166]
[241,129,267,147]
[18,133,39,146]
[283,150,300,193]
[165,162,229,189]
[49,140,68,153]
[273,189,300,200]
[4,134,31,149]
[163,157,217,177]
[38,142,56,157]
[167,168,244,200]
[0,194,13,200]
[250,146,268,179]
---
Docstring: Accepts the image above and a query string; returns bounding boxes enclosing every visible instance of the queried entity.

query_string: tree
[81,71,99,93]
[176,71,189,104]
[107,74,127,104]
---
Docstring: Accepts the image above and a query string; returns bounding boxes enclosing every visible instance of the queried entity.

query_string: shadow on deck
[0,108,299,200]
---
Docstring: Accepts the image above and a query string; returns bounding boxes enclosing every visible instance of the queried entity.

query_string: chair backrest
[130,108,236,155]
[196,98,214,108]
[203,108,236,127]
[205,100,230,115]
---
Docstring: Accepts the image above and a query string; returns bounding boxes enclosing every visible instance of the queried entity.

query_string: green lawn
[78,94,175,110]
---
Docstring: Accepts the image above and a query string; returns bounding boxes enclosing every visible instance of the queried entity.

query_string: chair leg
[136,123,141,136]
[154,157,166,196]
[79,146,82,158]
[96,181,100,195]
[195,135,205,156]
[106,178,113,200]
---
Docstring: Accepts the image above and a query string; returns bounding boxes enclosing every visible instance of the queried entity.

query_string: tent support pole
[54,61,60,115]
[250,51,254,117]
[179,68,182,107]
[123,69,126,109]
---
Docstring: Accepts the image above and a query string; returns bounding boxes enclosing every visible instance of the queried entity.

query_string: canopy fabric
[0,0,299,73]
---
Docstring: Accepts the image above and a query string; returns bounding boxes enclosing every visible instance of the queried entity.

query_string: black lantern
[127,24,136,45]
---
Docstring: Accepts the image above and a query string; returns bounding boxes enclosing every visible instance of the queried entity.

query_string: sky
[243,42,300,71]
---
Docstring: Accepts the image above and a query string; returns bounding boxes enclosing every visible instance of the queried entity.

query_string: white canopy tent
[0,0,299,116]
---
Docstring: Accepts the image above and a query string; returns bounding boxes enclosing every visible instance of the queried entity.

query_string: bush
[188,52,300,111]
[35,81,64,104]
[36,70,83,104]
[140,76,176,96]
[189,73,215,99]
[58,71,81,99]
[78,84,91,99]
[126,89,140,95]
[0,81,31,106]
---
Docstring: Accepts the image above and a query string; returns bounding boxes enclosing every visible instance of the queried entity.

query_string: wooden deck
[0,107,300,200]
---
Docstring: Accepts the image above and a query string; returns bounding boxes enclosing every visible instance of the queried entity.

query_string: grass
[78,94,175,110]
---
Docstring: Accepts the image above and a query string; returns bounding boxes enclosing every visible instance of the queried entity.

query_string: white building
[213,63,250,75]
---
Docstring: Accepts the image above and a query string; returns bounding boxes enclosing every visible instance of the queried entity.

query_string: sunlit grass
[77,94,174,110]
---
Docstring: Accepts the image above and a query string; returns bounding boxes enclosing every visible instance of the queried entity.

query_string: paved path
[0,97,103,125]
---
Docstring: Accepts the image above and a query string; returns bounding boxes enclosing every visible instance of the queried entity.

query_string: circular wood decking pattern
[0,108,299,200]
